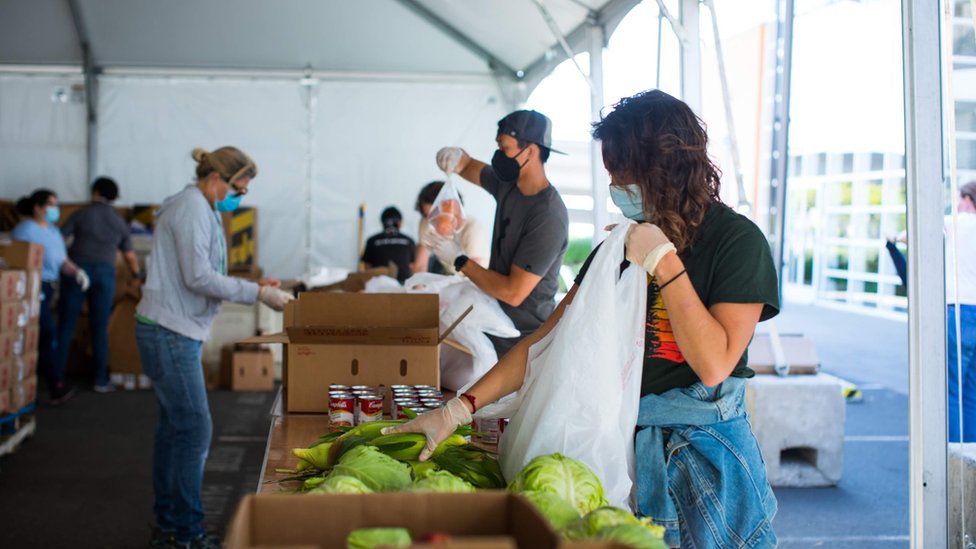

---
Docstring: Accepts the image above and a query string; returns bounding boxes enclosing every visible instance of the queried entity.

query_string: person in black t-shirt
[362,207,416,283]
[385,90,779,547]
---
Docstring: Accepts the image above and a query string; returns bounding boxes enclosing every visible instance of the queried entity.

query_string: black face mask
[491,146,529,183]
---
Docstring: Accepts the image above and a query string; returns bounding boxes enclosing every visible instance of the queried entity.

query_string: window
[817,153,828,175]
[954,25,976,56]
[842,153,854,173]
[957,139,976,170]
[867,214,882,239]
[868,180,884,205]
[871,153,885,171]
[956,102,976,133]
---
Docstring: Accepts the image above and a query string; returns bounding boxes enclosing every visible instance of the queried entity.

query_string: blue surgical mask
[45,205,61,224]
[609,184,645,221]
[216,193,242,213]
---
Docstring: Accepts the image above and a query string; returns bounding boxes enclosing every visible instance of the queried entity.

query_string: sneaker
[49,383,77,406]
[149,526,176,548]
[93,383,117,393]
[174,533,221,549]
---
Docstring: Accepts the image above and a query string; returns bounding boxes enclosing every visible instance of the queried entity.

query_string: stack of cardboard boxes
[0,242,43,414]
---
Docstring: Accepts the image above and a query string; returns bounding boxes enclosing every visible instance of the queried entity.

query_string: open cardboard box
[241,293,466,413]
[225,492,562,549]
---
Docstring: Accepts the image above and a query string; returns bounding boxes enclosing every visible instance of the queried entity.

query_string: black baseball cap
[381,206,402,225]
[497,110,564,155]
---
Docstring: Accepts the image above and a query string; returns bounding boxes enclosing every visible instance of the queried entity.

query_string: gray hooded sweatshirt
[137,185,259,341]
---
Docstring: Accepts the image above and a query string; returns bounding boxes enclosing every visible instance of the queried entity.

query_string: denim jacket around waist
[635,377,777,549]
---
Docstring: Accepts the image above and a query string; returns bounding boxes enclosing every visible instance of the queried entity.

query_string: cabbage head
[597,523,668,549]
[520,490,580,530]
[308,475,373,495]
[346,527,412,549]
[508,453,608,515]
[562,506,641,539]
[408,470,476,493]
[332,445,412,492]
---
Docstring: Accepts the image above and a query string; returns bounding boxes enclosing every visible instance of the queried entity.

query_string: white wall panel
[0,74,87,201]
[96,76,308,278]
[312,79,505,271]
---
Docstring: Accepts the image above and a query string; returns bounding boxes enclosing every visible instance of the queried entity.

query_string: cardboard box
[10,375,36,411]
[225,492,562,549]
[0,300,27,332]
[108,298,142,374]
[0,201,18,233]
[131,204,158,231]
[0,330,15,361]
[0,386,9,415]
[0,241,44,272]
[19,323,38,356]
[24,270,41,319]
[308,266,395,293]
[12,352,37,381]
[748,333,820,375]
[243,293,450,413]
[0,357,11,393]
[222,207,258,273]
[228,348,274,391]
[0,270,27,302]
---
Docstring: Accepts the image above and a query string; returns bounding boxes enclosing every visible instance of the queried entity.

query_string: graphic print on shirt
[647,285,685,363]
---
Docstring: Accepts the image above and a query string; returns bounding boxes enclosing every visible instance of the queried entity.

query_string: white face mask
[609,184,645,221]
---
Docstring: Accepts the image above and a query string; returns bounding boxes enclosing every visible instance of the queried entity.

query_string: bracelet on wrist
[459,392,477,413]
[658,269,687,291]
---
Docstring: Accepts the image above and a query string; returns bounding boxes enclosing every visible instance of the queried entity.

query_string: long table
[257,389,331,493]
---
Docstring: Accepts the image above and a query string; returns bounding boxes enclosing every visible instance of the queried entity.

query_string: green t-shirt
[575,202,780,396]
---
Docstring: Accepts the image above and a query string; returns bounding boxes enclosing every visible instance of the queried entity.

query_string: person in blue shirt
[13,189,91,405]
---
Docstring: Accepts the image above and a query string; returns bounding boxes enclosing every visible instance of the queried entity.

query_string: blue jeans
[135,322,211,543]
[39,282,60,394]
[58,262,115,387]
[947,304,976,442]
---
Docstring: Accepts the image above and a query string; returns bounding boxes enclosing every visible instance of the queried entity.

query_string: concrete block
[745,373,845,487]
[949,443,976,549]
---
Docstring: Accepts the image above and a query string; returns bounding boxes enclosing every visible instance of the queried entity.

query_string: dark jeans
[39,281,60,394]
[885,241,907,287]
[58,262,115,387]
[135,322,210,543]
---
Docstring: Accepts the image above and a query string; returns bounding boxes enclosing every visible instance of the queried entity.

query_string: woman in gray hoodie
[136,147,293,549]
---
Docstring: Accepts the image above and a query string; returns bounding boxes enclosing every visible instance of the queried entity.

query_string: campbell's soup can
[390,384,412,391]
[416,391,443,400]
[329,384,351,392]
[392,399,418,420]
[421,399,445,409]
[413,385,437,392]
[473,417,505,445]
[329,392,355,427]
[357,394,384,424]
[351,385,375,393]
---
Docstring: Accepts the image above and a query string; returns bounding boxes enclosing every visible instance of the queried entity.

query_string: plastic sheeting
[89,74,506,279]
[0,74,88,202]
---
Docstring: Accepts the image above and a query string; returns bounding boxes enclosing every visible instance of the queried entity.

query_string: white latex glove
[435,147,466,174]
[75,269,91,292]
[424,233,465,267]
[381,397,472,461]
[258,286,294,311]
[625,223,676,274]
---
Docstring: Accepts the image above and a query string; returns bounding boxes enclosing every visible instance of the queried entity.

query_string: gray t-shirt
[61,202,133,265]
[480,166,569,355]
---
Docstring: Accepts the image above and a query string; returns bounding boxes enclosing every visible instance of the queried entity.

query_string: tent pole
[678,0,701,113]
[587,18,609,246]
[67,0,97,185]
[767,0,794,290]
[902,0,948,546]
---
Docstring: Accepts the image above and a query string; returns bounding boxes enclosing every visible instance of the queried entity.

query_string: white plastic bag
[404,273,519,390]
[477,222,647,509]
[425,175,466,238]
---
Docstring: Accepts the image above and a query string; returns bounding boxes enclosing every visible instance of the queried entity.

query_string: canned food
[413,385,437,391]
[392,400,419,420]
[473,417,505,445]
[421,399,445,408]
[357,394,384,424]
[416,391,443,399]
[351,385,375,392]
[329,392,356,427]
[329,384,351,392]
[390,384,412,391]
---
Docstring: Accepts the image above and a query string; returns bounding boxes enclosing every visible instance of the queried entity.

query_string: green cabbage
[408,470,476,493]
[562,506,641,539]
[332,445,412,492]
[346,527,412,549]
[308,475,373,494]
[508,453,608,515]
[520,490,580,530]
[597,523,668,549]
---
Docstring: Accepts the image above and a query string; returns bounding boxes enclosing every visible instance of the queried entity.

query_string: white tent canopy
[0,0,650,279]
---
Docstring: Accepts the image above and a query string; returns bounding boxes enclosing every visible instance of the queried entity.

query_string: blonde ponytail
[191,146,257,183]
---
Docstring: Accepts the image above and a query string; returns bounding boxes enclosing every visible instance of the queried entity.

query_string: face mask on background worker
[491,145,530,183]
[45,205,60,224]
[215,177,244,213]
[609,184,646,221]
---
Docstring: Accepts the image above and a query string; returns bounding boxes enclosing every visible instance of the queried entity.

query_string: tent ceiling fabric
[0,0,622,76]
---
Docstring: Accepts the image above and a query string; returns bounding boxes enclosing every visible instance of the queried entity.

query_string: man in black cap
[433,109,569,356]
[362,206,416,283]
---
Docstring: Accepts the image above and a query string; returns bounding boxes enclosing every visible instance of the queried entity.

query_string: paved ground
[765,302,910,548]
